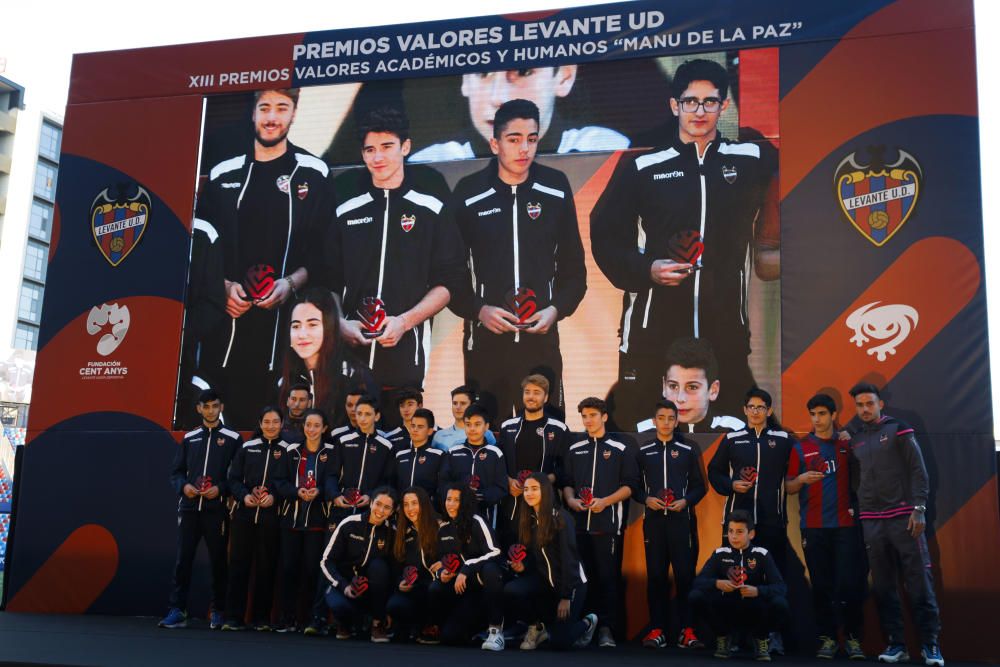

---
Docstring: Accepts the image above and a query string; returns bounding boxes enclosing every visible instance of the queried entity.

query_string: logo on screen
[846,301,919,362]
[835,147,921,247]
[87,302,130,356]
[91,184,151,267]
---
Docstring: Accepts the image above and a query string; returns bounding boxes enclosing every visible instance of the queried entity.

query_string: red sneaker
[679,627,705,649]
[643,628,668,648]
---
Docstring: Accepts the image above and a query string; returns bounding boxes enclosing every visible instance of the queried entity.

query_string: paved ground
[0,613,983,667]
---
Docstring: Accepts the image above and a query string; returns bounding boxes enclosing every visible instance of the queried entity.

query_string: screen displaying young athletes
[176,50,780,433]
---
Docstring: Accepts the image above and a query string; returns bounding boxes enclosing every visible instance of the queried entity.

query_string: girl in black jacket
[387,486,440,643]
[505,472,597,650]
[428,484,505,649]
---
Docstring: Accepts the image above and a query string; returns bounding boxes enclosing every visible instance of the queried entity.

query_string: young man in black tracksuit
[438,404,507,522]
[708,387,794,654]
[223,407,288,631]
[561,397,638,648]
[391,408,444,502]
[323,107,466,429]
[450,98,587,421]
[160,390,242,630]
[327,395,395,524]
[590,59,778,430]
[847,383,943,666]
[194,88,334,428]
[690,510,788,661]
[498,373,569,544]
[633,399,707,649]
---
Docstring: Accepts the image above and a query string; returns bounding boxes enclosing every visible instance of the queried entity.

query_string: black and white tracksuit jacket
[275,441,337,530]
[591,136,775,358]
[560,433,640,534]
[329,429,395,505]
[320,511,394,591]
[708,427,794,527]
[171,424,242,512]
[849,416,929,520]
[436,514,502,579]
[398,524,439,582]
[195,143,333,374]
[438,442,508,518]
[694,543,786,601]
[498,415,569,521]
[228,436,288,523]
[450,159,587,344]
[633,434,707,515]
[324,167,467,388]
[522,508,588,600]
[392,441,444,500]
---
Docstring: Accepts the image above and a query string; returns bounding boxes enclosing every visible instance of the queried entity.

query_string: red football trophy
[727,566,747,587]
[658,488,676,505]
[343,487,362,506]
[517,469,533,485]
[303,469,317,490]
[195,475,212,493]
[242,263,276,301]
[807,456,828,475]
[253,485,269,500]
[740,466,758,484]
[467,474,481,491]
[508,543,527,565]
[442,553,461,575]
[505,287,538,329]
[578,486,594,507]
[351,575,369,596]
[401,565,419,587]
[358,296,386,339]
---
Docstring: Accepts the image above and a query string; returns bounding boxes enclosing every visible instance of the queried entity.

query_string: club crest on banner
[91,184,151,267]
[835,147,921,247]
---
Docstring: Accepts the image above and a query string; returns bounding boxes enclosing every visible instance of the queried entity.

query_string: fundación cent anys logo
[81,302,130,379]
[91,184,151,267]
[834,147,921,247]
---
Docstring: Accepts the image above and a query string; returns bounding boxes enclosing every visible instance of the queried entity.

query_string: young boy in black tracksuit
[391,408,444,501]
[438,404,507,522]
[327,396,395,524]
[560,397,638,648]
[690,510,789,661]
[160,390,242,629]
[223,408,288,630]
[450,99,587,421]
[322,107,466,429]
[633,399,707,649]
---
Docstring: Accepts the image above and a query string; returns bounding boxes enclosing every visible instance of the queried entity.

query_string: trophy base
[513,323,532,330]
[361,330,383,339]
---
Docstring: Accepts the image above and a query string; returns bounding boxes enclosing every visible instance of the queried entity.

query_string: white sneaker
[482,627,505,651]
[520,623,548,650]
[598,626,617,648]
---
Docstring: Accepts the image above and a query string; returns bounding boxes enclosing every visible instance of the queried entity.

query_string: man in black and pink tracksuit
[847,383,943,666]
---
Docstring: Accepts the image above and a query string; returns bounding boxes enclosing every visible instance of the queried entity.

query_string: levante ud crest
[91,184,151,266]
[835,147,921,247]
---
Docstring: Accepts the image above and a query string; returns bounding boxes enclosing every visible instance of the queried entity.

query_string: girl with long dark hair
[427,483,505,650]
[505,472,597,650]
[387,486,441,643]
[274,408,336,631]
[223,405,288,631]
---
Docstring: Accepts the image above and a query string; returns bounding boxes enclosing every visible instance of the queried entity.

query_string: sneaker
[303,620,325,636]
[370,620,390,644]
[221,620,246,631]
[678,627,704,649]
[482,626,505,651]
[845,637,866,661]
[921,644,944,667]
[817,636,838,659]
[755,638,772,662]
[878,644,910,663]
[158,608,187,629]
[273,623,297,633]
[769,632,784,655]
[417,625,441,645]
[643,628,667,648]
[714,635,731,659]
[209,611,223,630]
[597,626,616,648]
[335,624,353,640]
[254,622,272,632]
[574,613,598,648]
[520,623,548,650]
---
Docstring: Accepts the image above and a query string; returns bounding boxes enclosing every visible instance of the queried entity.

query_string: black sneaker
[755,638,772,662]
[714,636,731,659]
[303,620,325,636]
[817,635,838,659]
[221,620,246,631]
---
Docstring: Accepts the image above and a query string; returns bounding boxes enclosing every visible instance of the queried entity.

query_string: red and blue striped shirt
[787,433,856,529]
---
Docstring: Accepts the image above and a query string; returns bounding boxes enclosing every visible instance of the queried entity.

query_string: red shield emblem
[526,202,541,219]
[670,449,679,458]
[602,449,611,460]
[747,557,757,570]
[297,182,309,200]
[835,147,921,247]
[401,214,415,232]
[91,185,151,267]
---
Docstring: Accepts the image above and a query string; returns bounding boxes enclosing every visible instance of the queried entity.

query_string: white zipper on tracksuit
[198,426,213,512]
[369,190,391,369]
[509,419,548,521]
[254,439,274,524]
[587,438,598,531]
[694,142,710,338]
[511,185,521,344]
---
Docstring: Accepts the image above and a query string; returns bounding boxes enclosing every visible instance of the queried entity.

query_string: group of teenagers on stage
[160,373,945,666]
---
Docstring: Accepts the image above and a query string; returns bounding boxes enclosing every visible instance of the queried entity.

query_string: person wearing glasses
[590,58,779,432]
[707,387,794,655]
